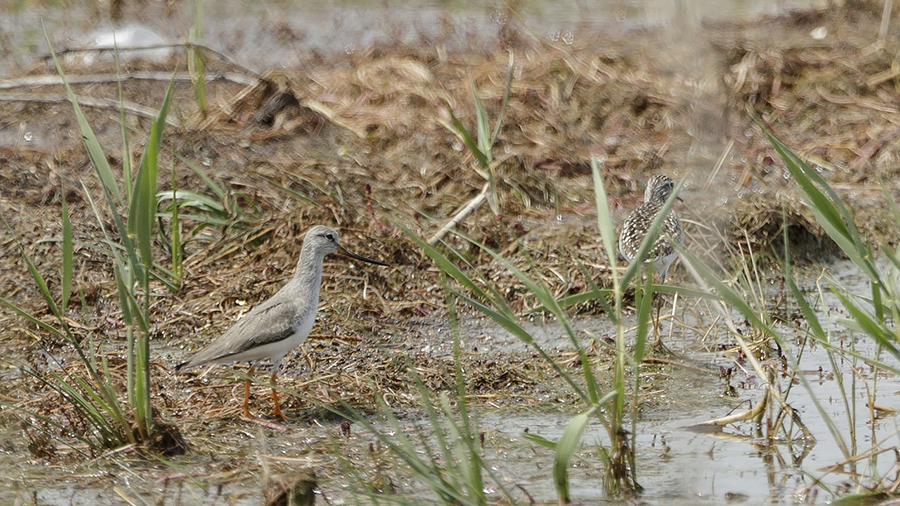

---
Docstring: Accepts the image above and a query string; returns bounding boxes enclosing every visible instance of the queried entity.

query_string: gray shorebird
[176,225,388,418]
[618,174,683,283]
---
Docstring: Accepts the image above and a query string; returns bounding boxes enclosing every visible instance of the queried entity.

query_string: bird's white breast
[288,306,318,348]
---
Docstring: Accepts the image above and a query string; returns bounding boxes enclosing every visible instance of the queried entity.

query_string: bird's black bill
[339,245,389,266]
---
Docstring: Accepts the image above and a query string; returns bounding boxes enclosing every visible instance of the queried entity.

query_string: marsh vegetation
[1,1,900,504]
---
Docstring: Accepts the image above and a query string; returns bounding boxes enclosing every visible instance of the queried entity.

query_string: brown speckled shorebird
[618,174,683,283]
[176,225,388,419]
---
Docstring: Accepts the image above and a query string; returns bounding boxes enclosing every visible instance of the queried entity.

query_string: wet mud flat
[1,1,900,504]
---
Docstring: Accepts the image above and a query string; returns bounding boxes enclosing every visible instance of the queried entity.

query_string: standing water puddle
[351,258,900,504]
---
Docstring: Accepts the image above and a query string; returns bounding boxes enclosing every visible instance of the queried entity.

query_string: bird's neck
[292,249,326,290]
[648,192,670,204]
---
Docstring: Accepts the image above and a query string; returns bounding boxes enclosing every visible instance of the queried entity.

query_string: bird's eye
[326,233,335,241]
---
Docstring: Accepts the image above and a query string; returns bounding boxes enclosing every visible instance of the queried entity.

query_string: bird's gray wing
[178,296,299,368]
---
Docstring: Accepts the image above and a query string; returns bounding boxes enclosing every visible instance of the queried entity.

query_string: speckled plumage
[618,175,683,283]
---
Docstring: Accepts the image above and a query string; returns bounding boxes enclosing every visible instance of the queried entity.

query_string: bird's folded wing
[184,298,299,365]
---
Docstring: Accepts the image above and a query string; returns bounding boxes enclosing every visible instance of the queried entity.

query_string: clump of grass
[763,125,900,498]
[428,54,513,245]
[679,119,900,500]
[0,35,188,455]
[155,151,254,288]
[402,157,654,501]
[447,53,513,217]
[333,282,519,505]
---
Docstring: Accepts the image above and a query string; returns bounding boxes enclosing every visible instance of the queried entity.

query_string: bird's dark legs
[652,269,675,354]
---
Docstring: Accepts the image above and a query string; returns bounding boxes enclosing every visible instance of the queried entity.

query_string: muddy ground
[0,1,899,500]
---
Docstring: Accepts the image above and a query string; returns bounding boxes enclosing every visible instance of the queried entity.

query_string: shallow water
[355,258,900,504]
[7,258,897,505]
[1,0,827,76]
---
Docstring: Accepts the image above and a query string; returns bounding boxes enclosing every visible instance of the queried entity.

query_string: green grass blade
[831,288,900,360]
[342,394,469,503]
[400,225,507,315]
[170,149,227,201]
[130,73,176,270]
[785,277,826,338]
[150,260,180,291]
[61,186,73,310]
[774,233,854,459]
[449,287,589,402]
[554,407,597,504]
[0,211,101,374]
[470,82,498,215]
[448,408,488,504]
[420,220,598,404]
[573,258,618,326]
[522,432,558,450]
[870,249,884,323]
[43,30,122,205]
[757,120,874,280]
[0,205,65,325]
[632,274,653,365]
[158,213,230,227]
[88,175,144,286]
[538,288,614,311]
[53,373,119,438]
[0,298,65,340]
[879,176,900,226]
[189,0,207,114]
[112,36,133,204]
[169,169,183,284]
[592,158,618,272]
[71,372,119,425]
[113,261,137,328]
[472,84,491,161]
[446,288,486,504]
[757,121,857,236]
[156,189,226,213]
[19,243,63,322]
[448,107,490,170]
[0,398,93,455]
[463,235,601,403]
[412,382,456,487]
[883,244,900,278]
[133,334,152,438]
[680,245,777,338]
[129,73,171,438]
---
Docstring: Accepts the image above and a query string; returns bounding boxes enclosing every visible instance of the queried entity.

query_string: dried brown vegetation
[1,3,899,453]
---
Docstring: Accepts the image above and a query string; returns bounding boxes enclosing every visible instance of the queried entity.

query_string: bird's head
[644,174,681,204]
[303,225,388,266]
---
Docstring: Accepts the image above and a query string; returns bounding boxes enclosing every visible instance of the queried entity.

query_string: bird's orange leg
[271,372,286,419]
